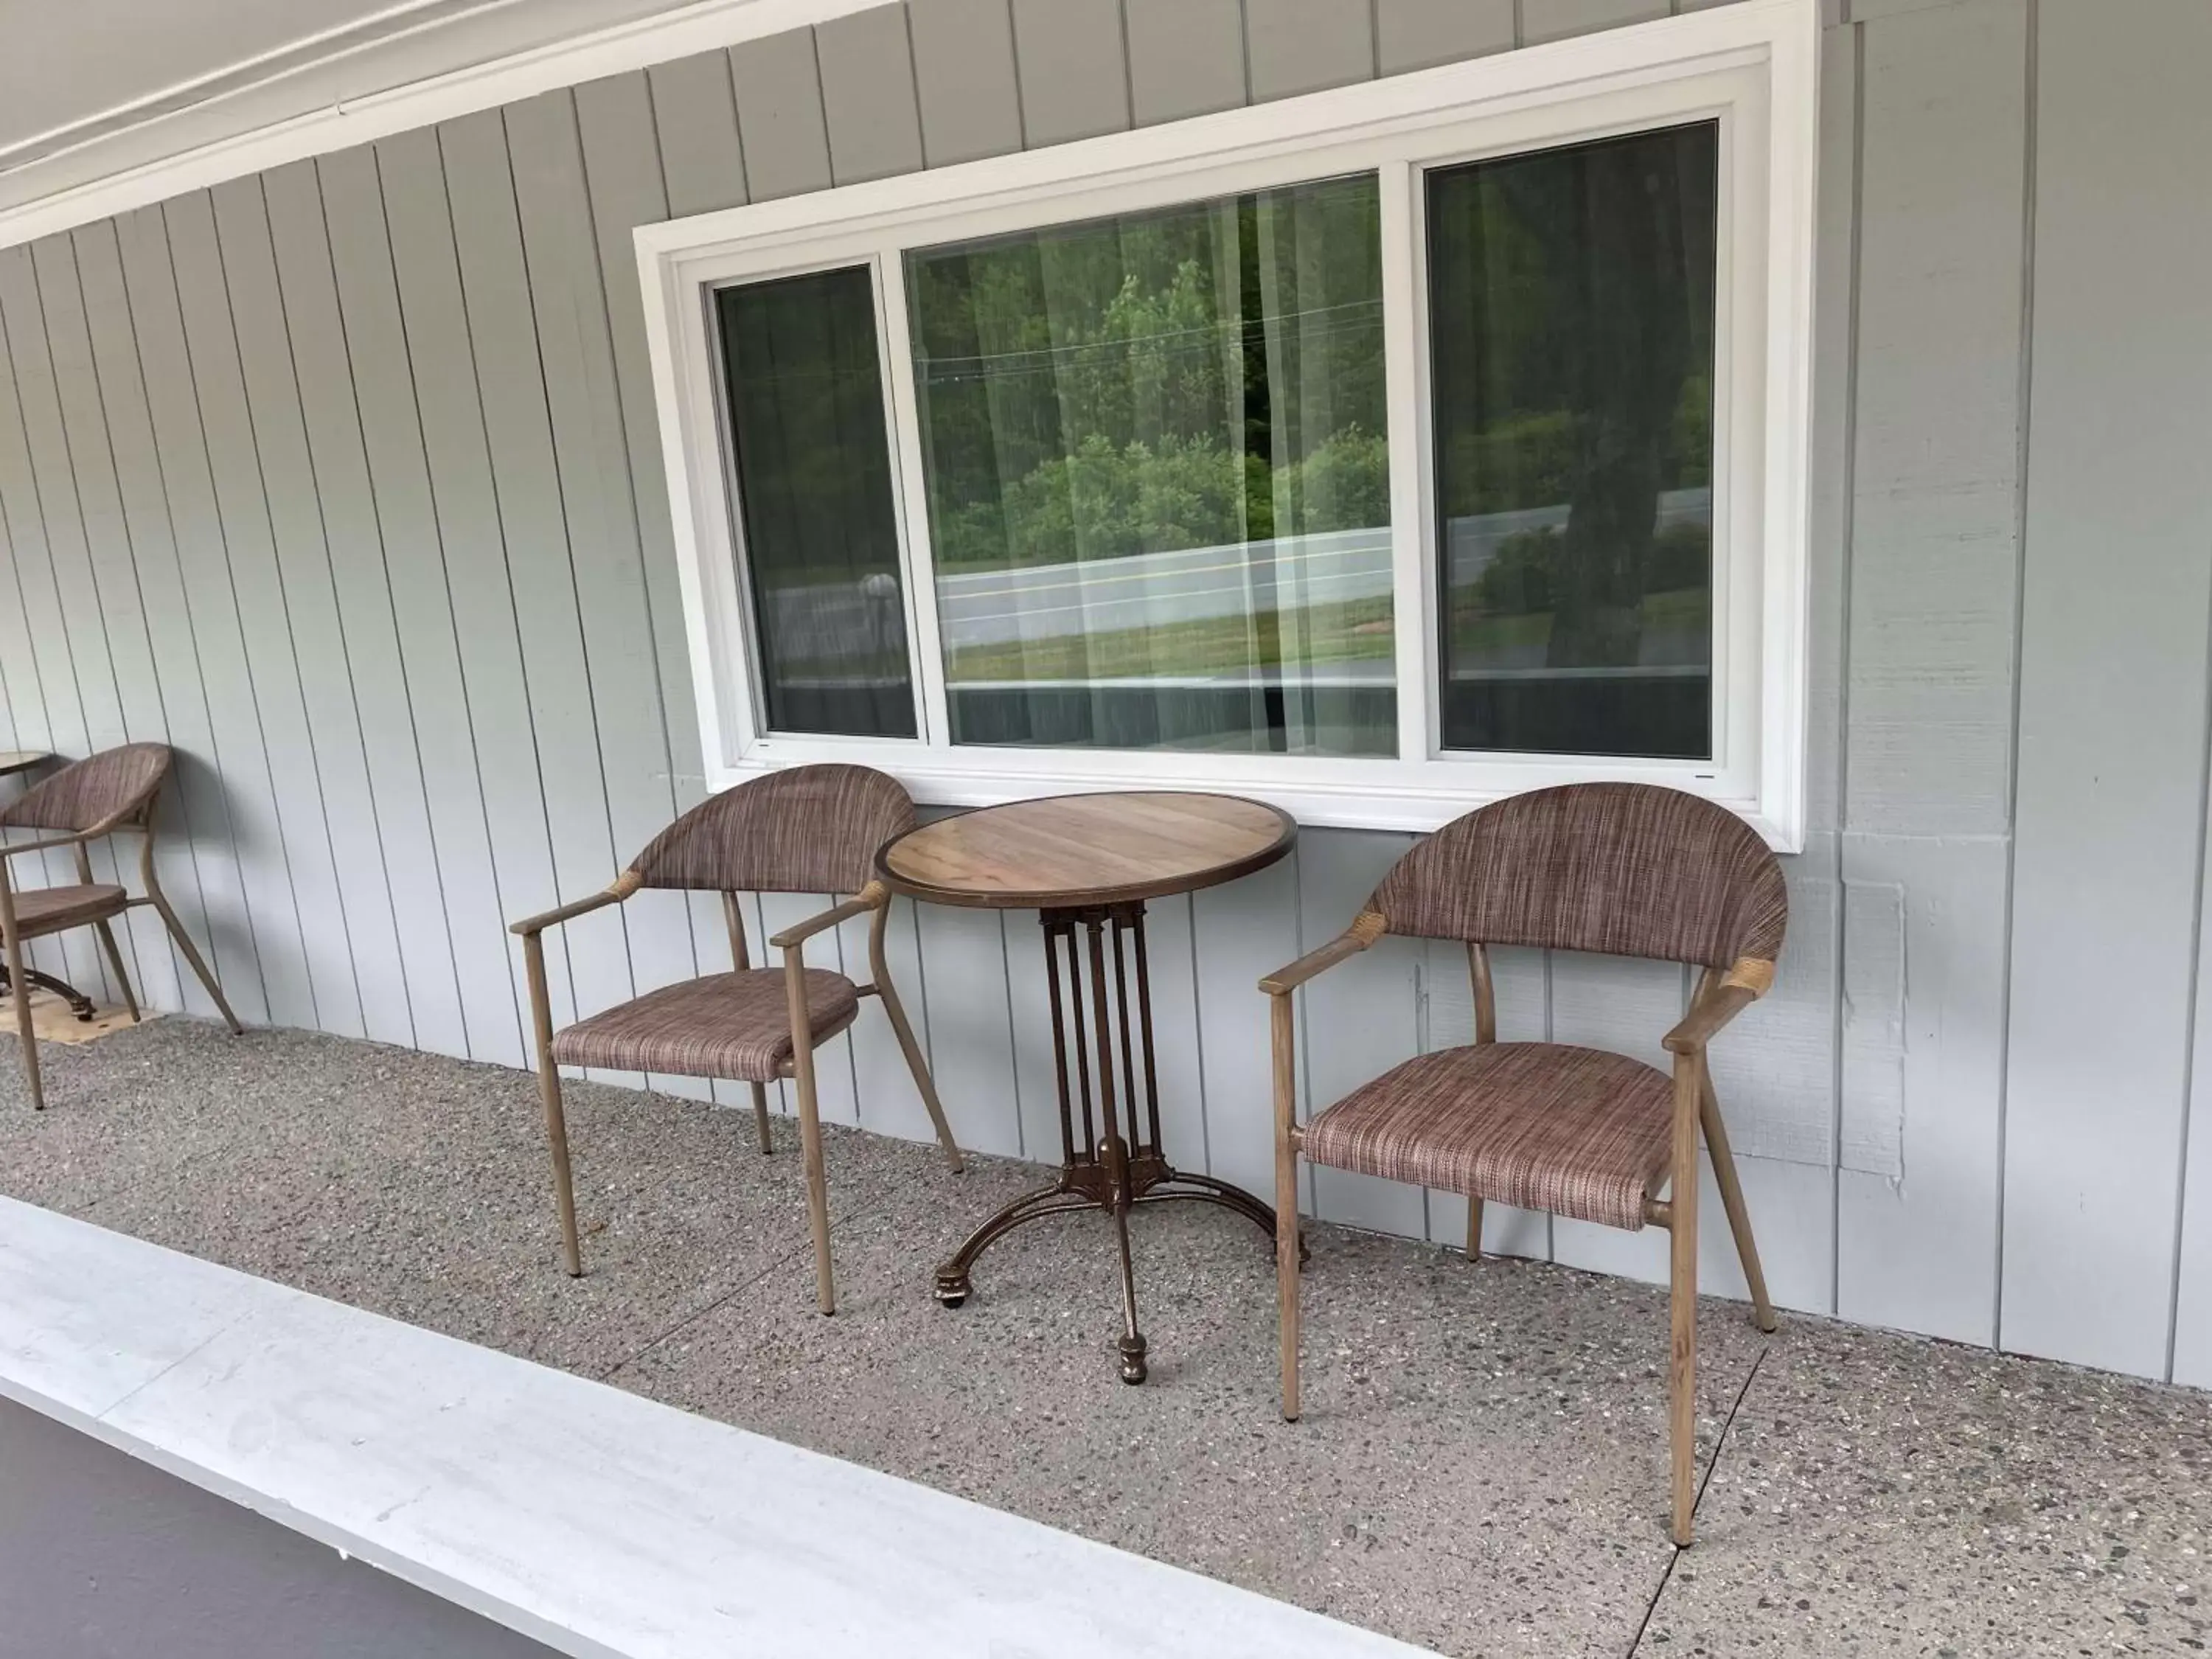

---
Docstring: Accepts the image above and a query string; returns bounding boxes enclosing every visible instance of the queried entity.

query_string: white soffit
[0,0,880,251]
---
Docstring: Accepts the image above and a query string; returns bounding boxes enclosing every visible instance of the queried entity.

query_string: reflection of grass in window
[945,597,1396,681]
[1447,588,1711,658]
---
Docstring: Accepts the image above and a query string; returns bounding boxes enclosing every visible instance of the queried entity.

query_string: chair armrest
[510,870,641,937]
[771,883,886,950]
[0,830,96,861]
[1663,982,1759,1054]
[1258,912,1386,997]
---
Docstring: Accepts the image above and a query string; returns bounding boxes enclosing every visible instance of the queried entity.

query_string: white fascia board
[0,0,879,253]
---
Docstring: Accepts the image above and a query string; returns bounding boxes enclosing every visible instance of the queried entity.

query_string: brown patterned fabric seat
[1302,1043,1675,1231]
[6,882,128,938]
[549,968,859,1083]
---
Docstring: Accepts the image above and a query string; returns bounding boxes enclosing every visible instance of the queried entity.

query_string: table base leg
[935,900,1283,1385]
[0,963,96,1023]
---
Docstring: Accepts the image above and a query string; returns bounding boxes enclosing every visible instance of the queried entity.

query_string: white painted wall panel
[2007,0,2212,1382]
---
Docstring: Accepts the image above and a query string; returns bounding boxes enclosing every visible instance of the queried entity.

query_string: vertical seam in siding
[159,197,321,1028]
[373,143,518,1060]
[1117,0,1138,135]
[0,270,97,776]
[564,91,703,990]
[311,156,470,1036]
[27,246,132,762]
[1512,1,1526,52]
[496,103,638,1023]
[61,224,205,1000]
[1006,0,1032,149]
[1829,13,1865,1321]
[211,183,366,1034]
[116,214,275,1020]
[0,254,111,995]
[1992,0,2038,1357]
[723,48,754,203]
[902,5,931,168]
[435,121,568,1058]
[260,173,419,1048]
[28,239,147,997]
[1236,0,1253,108]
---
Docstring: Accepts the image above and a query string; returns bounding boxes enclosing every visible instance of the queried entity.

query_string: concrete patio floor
[1,1018,2207,1658]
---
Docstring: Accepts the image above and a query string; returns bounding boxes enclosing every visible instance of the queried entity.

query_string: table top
[0,751,50,779]
[878,791,1296,911]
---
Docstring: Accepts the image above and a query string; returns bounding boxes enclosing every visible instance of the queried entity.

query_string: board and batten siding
[1,0,2209,1385]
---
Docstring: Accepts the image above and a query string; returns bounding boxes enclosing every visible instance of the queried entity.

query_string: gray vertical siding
[1,0,2208,1385]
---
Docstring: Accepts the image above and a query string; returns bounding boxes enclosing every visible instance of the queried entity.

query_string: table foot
[1119,1334,1147,1385]
[0,964,96,1023]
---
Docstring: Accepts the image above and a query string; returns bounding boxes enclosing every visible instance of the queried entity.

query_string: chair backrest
[1367,783,1787,978]
[0,742,172,835]
[626,764,916,895]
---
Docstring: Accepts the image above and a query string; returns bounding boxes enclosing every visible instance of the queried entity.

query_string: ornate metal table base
[934,902,1277,1384]
[0,962,96,1022]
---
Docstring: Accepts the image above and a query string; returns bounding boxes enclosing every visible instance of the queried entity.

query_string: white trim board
[0,1197,1425,1659]
[0,0,880,252]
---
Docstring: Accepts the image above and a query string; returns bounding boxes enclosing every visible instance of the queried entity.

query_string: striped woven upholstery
[1370,783,1786,971]
[4,883,129,939]
[550,969,860,1082]
[0,743,170,833]
[628,765,915,895]
[1301,1043,1675,1231]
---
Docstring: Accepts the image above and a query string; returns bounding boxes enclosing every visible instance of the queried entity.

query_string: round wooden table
[878,791,1296,1384]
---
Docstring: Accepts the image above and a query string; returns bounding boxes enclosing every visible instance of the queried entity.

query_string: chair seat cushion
[550,969,859,1083]
[7,883,128,938]
[1301,1043,1677,1231]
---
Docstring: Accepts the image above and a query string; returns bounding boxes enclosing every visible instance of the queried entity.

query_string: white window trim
[636,0,1819,850]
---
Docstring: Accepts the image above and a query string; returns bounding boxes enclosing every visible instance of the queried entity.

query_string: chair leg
[877,975,964,1174]
[539,1060,583,1277]
[4,931,43,1112]
[749,1081,773,1155]
[1465,1195,1484,1260]
[785,947,835,1316]
[146,888,243,1034]
[1669,1059,1701,1548]
[869,904,963,1173]
[93,921,140,1023]
[1271,994,1301,1422]
[1700,1065,1776,1333]
[521,931,581,1276]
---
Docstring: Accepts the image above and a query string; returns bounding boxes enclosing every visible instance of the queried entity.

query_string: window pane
[907,175,1394,757]
[717,265,917,738]
[1428,122,1718,759]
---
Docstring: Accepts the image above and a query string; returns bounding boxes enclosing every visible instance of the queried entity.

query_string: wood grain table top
[877,791,1296,910]
[0,751,50,779]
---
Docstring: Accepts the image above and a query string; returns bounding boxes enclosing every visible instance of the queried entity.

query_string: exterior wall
[0,1396,557,1658]
[0,0,2206,1383]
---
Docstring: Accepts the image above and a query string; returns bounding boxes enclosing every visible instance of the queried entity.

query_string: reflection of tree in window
[1429,122,1717,760]
[906,175,1396,757]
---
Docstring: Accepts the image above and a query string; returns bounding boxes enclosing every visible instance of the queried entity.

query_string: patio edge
[0,1194,1426,1659]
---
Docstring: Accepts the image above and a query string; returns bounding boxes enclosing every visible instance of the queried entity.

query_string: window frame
[636,0,1818,849]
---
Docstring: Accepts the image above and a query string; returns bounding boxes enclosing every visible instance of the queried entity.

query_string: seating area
[1,1014,2205,1656]
[6,742,2208,1656]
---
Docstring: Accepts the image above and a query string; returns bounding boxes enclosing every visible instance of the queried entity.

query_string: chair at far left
[509,763,964,1313]
[0,742,244,1110]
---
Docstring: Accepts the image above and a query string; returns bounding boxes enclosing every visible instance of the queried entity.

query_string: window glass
[906,174,1395,757]
[1427,122,1719,759]
[717,265,917,738]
